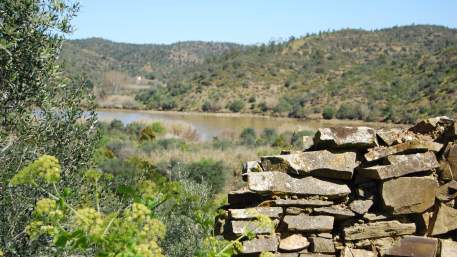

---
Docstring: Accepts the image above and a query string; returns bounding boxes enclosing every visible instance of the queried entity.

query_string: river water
[97,109,398,140]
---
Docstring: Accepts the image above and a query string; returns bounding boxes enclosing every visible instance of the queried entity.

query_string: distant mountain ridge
[62,25,457,123]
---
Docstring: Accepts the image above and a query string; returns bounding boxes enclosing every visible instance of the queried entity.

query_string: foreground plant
[9,155,167,257]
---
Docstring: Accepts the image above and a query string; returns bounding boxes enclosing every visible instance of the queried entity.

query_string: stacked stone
[216,116,457,257]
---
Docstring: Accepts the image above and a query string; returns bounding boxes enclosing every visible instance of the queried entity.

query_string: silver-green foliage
[0,1,99,255]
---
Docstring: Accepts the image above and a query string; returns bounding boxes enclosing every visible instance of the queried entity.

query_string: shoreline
[96,107,408,128]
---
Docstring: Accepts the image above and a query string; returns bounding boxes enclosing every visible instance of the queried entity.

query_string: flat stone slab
[279,234,310,251]
[283,214,334,232]
[309,237,335,253]
[248,172,351,198]
[230,207,283,220]
[314,126,377,149]
[382,176,438,215]
[260,150,357,180]
[431,203,457,236]
[240,235,278,254]
[313,206,356,220]
[376,128,404,146]
[299,254,336,257]
[227,188,267,208]
[231,220,273,235]
[436,180,457,202]
[445,142,457,179]
[349,199,373,215]
[385,236,438,257]
[340,247,376,257]
[359,152,439,180]
[274,199,333,207]
[440,239,457,257]
[364,140,443,162]
[343,221,416,240]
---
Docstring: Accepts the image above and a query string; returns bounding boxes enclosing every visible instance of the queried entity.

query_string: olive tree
[0,1,99,255]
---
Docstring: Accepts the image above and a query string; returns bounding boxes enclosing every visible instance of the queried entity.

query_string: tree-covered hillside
[61,38,244,83]
[63,25,457,123]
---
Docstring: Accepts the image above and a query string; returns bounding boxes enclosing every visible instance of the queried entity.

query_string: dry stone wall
[216,116,457,257]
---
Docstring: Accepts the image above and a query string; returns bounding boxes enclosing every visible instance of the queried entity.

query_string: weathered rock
[274,199,333,207]
[445,142,457,179]
[260,150,357,180]
[231,220,273,235]
[313,206,355,220]
[309,237,335,253]
[230,207,283,219]
[242,160,262,181]
[340,247,376,257]
[430,203,457,236]
[440,239,457,257]
[279,234,310,251]
[364,140,443,162]
[436,180,457,202]
[381,176,438,215]
[359,152,439,180]
[303,135,315,150]
[276,253,299,257]
[240,235,278,254]
[228,188,267,208]
[349,199,373,215]
[313,126,377,149]
[283,214,334,232]
[376,128,404,146]
[248,172,351,198]
[363,213,388,222]
[439,159,455,181]
[384,236,438,257]
[286,207,305,215]
[408,116,455,143]
[343,221,416,240]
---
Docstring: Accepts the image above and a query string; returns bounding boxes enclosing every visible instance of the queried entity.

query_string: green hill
[62,25,457,123]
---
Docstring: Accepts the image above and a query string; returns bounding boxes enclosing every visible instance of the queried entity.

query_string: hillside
[61,38,244,83]
[62,25,457,123]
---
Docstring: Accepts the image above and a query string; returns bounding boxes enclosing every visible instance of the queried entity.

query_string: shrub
[228,100,245,112]
[322,106,335,119]
[239,128,257,145]
[185,159,228,194]
[259,128,278,145]
[110,119,124,130]
[258,102,269,112]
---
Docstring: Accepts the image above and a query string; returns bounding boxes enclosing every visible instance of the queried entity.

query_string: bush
[258,102,269,112]
[259,128,278,145]
[322,106,335,119]
[240,128,257,145]
[110,119,124,130]
[185,159,228,194]
[228,99,245,112]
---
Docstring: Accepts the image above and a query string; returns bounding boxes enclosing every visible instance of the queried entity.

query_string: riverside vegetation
[63,25,457,124]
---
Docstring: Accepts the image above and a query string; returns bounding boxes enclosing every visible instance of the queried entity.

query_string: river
[97,109,400,140]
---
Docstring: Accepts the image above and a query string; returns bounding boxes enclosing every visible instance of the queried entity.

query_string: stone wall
[216,116,457,257]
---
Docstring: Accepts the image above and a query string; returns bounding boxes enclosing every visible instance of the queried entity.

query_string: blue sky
[70,0,457,44]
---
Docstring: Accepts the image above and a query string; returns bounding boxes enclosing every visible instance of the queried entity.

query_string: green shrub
[322,106,335,119]
[185,159,228,194]
[228,99,245,112]
[240,128,257,145]
[259,128,278,145]
[109,119,124,130]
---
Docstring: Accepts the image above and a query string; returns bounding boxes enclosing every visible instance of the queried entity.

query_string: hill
[61,38,244,83]
[62,25,457,123]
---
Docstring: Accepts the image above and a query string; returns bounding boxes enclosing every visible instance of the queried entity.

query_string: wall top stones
[217,116,457,257]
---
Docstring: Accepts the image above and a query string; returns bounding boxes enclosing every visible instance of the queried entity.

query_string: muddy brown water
[97,109,401,141]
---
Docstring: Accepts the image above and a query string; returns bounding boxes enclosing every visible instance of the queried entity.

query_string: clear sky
[70,0,457,45]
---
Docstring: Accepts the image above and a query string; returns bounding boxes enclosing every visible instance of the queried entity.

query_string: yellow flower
[134,241,164,257]
[140,217,166,241]
[10,155,61,185]
[26,221,56,240]
[126,203,151,222]
[260,252,275,257]
[35,198,56,215]
[74,208,105,237]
